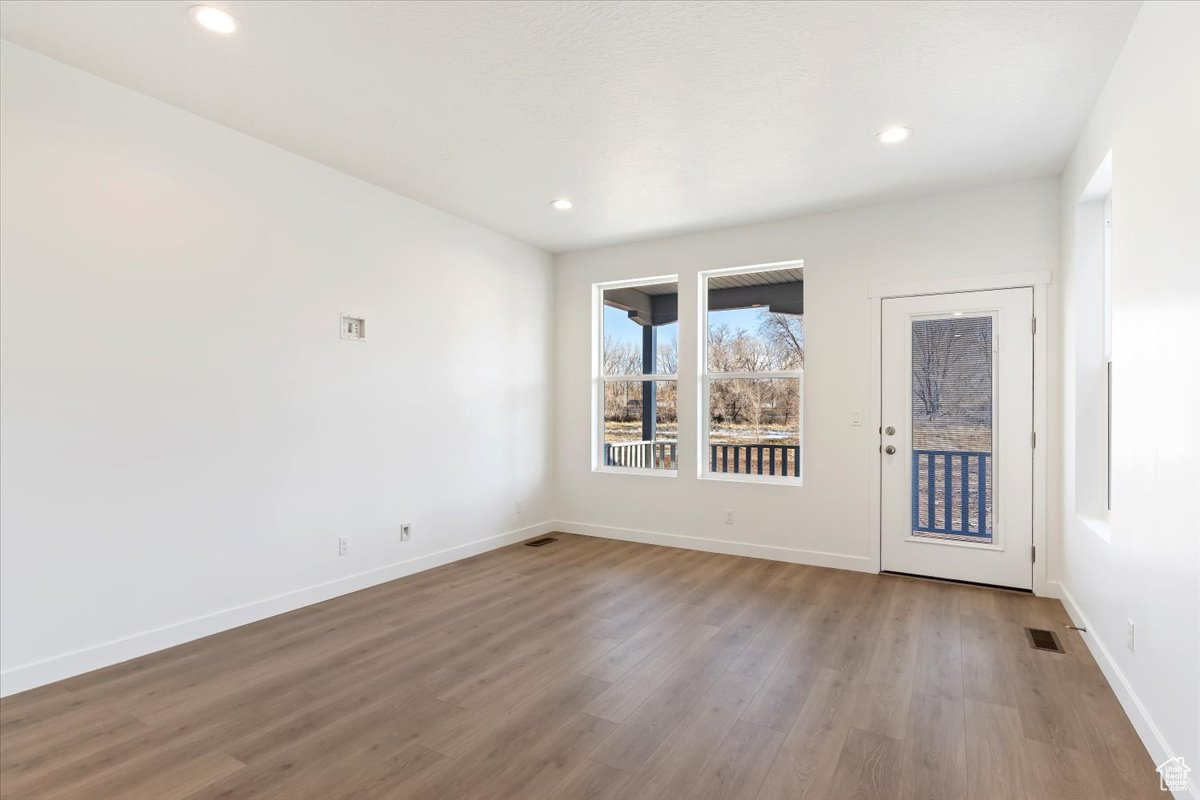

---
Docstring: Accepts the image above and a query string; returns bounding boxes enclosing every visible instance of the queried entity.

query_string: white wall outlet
[337,536,350,556]
[340,313,366,341]
[515,500,523,515]
[725,510,735,525]
[400,523,411,542]
[1126,619,1135,652]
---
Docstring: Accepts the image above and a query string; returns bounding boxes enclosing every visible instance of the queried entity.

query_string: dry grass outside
[603,420,679,443]
[603,420,798,446]
[709,423,799,446]
[912,421,991,451]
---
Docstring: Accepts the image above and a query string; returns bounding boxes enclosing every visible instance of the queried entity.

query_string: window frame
[593,275,679,477]
[1102,194,1113,512]
[698,260,805,485]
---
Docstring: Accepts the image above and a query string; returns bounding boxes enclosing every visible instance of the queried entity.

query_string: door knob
[884,445,896,455]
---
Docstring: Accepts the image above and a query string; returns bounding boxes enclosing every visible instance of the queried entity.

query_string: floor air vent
[1024,627,1065,653]
[525,537,557,547]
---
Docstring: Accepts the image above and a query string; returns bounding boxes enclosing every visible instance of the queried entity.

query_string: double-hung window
[700,262,804,483]
[595,277,679,473]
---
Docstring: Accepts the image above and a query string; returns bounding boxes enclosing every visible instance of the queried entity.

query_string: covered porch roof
[602,267,803,327]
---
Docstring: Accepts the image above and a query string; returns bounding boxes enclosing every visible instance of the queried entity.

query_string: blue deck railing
[912,449,991,538]
[604,441,799,477]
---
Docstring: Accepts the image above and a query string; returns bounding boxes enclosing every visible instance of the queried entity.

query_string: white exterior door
[880,288,1034,590]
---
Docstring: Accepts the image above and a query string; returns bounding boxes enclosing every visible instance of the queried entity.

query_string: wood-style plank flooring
[0,534,1158,799]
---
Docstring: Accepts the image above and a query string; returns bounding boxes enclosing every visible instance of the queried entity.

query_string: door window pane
[911,316,994,543]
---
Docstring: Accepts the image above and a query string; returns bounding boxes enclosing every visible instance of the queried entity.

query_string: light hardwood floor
[0,534,1158,799]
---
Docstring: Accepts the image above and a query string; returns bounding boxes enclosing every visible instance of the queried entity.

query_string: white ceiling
[0,1,1139,252]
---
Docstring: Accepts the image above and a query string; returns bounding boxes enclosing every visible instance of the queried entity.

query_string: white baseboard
[0,521,555,698]
[1049,580,1198,800]
[554,520,874,574]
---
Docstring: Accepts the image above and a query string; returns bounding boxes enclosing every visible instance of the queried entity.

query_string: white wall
[553,178,1060,571]
[1057,1,1200,792]
[0,43,554,695]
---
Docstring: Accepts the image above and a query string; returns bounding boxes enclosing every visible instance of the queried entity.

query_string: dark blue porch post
[641,324,657,444]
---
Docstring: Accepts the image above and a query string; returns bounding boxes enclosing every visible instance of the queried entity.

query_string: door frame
[867,270,1051,595]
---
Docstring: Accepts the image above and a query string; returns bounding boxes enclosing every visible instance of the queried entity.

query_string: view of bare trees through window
[702,267,805,478]
[600,281,679,470]
[602,332,678,377]
[601,322,678,446]
[601,381,678,441]
[598,270,804,476]
[911,315,995,541]
[912,316,993,448]
[706,314,803,446]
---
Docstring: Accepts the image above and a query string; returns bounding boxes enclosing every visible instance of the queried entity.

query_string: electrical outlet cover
[340,314,366,341]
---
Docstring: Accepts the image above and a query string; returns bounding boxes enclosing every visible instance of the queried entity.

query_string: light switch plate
[340,314,366,341]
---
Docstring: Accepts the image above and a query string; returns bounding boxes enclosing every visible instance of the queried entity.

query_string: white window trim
[697,260,805,485]
[1102,193,1113,514]
[593,276,679,476]
[1103,194,1113,363]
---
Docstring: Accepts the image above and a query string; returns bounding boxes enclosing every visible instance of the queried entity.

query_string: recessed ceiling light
[877,126,911,145]
[189,5,239,34]
[550,198,574,211]
[952,311,964,316]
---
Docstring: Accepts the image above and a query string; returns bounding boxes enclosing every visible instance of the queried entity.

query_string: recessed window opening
[1103,193,1113,511]
[595,277,679,473]
[1072,152,1112,532]
[700,262,804,483]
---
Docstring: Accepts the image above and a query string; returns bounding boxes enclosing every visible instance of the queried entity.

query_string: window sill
[1077,514,1112,544]
[594,466,678,478]
[699,472,803,487]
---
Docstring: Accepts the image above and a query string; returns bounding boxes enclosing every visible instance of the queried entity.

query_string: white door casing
[880,288,1034,590]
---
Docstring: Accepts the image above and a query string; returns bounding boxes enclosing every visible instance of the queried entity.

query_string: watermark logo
[1157,756,1190,793]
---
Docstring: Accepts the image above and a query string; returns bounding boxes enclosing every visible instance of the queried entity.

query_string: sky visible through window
[603,306,675,351]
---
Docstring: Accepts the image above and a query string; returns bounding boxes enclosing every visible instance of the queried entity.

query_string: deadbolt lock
[885,426,896,436]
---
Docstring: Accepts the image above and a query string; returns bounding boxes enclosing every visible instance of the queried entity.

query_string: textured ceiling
[0,1,1139,252]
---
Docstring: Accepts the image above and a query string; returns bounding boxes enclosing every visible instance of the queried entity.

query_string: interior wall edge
[0,520,556,698]
[553,520,875,574]
[1055,581,1200,800]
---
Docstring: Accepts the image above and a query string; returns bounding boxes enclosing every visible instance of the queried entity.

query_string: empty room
[1,1,1197,798]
